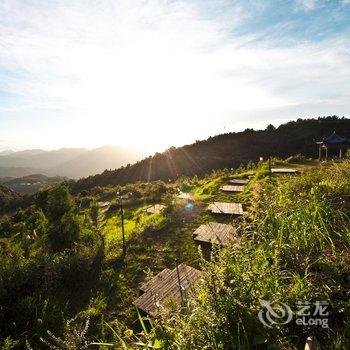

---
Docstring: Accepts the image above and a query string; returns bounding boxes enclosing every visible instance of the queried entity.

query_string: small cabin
[229,179,249,185]
[133,264,202,317]
[193,222,239,259]
[271,168,298,174]
[220,185,244,193]
[208,202,244,216]
[146,204,166,214]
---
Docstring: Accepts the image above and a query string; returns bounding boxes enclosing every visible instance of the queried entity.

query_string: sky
[0,0,350,154]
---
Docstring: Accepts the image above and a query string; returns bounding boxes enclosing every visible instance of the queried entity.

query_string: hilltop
[73,116,350,191]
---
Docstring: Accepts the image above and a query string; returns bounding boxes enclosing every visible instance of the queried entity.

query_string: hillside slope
[1,159,349,349]
[73,116,350,191]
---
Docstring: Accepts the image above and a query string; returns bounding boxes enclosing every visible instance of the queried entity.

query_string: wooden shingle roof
[133,264,202,317]
[193,222,238,246]
[271,168,298,174]
[177,192,194,200]
[140,268,172,293]
[208,202,244,215]
[220,185,244,192]
[146,204,166,214]
[97,201,110,208]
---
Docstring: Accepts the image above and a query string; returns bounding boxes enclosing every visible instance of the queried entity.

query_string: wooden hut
[97,201,111,221]
[97,201,110,208]
[220,185,244,192]
[208,202,244,215]
[140,268,172,293]
[177,192,194,200]
[316,131,349,160]
[193,222,239,259]
[271,168,298,174]
[146,204,166,214]
[229,179,249,185]
[193,222,238,247]
[133,264,202,317]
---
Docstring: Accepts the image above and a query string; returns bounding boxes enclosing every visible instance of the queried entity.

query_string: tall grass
[104,161,350,349]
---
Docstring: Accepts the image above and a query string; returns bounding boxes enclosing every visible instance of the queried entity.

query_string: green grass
[101,205,168,260]
[98,159,350,350]
[5,157,350,349]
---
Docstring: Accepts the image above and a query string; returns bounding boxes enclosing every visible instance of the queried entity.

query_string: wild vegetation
[0,185,23,212]
[0,153,349,349]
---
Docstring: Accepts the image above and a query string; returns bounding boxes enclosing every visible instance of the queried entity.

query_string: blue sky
[0,0,349,152]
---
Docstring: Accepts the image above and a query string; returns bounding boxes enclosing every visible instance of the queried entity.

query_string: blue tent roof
[324,131,349,144]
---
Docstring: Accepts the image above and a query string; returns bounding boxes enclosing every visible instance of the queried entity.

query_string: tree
[27,208,48,234]
[265,124,276,131]
[46,185,80,252]
[46,185,75,222]
[47,212,80,251]
[90,201,99,228]
[0,216,11,238]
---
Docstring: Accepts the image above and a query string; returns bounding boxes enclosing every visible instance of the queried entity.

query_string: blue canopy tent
[316,131,349,160]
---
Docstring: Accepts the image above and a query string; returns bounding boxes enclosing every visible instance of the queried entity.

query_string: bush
[47,212,80,252]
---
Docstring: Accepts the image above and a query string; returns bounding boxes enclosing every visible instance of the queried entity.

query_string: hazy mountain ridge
[3,149,48,158]
[72,116,350,192]
[0,146,140,179]
[0,148,87,169]
[49,145,140,178]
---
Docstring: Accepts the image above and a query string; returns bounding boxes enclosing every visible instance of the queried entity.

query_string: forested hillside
[3,174,67,195]
[1,157,349,349]
[73,116,350,191]
[0,185,22,212]
[1,117,350,349]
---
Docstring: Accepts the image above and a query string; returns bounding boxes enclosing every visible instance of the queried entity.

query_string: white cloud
[296,0,317,11]
[0,0,349,151]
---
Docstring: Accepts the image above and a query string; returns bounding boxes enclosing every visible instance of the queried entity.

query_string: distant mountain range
[72,116,350,192]
[0,145,141,179]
